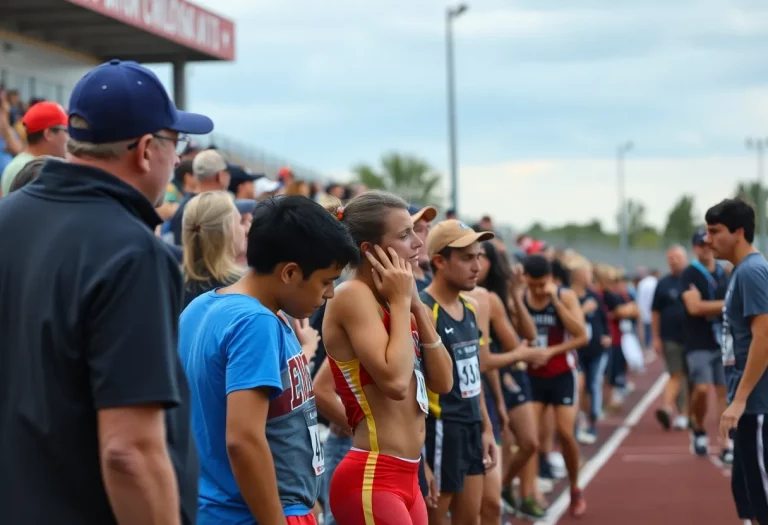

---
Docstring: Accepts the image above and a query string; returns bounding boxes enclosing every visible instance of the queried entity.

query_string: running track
[504,358,740,525]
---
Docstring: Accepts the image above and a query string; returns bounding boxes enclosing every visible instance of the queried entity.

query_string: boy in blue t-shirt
[178,196,358,525]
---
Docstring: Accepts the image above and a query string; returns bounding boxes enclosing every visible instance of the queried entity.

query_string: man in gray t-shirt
[706,198,768,524]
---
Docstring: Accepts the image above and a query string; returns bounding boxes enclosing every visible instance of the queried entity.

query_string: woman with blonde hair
[181,191,247,308]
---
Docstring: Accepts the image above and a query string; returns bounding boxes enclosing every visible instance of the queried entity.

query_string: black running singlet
[420,291,482,422]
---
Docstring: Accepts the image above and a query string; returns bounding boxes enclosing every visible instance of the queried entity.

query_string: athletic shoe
[518,497,547,520]
[537,477,554,493]
[691,431,709,457]
[673,415,690,430]
[569,490,587,518]
[720,447,734,465]
[500,485,517,515]
[655,408,671,430]
[577,427,598,445]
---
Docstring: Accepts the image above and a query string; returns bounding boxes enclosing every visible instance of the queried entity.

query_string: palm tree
[352,152,442,206]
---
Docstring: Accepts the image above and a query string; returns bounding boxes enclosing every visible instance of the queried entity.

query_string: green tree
[352,152,442,205]
[663,195,696,243]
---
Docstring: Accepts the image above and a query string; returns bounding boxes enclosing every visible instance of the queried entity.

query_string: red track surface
[496,356,740,524]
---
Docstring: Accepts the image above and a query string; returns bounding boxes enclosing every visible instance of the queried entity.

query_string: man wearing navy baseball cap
[0,60,210,525]
[680,226,731,461]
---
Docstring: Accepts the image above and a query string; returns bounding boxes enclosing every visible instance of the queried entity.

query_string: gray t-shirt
[723,252,768,412]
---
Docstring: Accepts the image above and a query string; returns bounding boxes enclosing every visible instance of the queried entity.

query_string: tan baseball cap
[427,219,495,258]
[409,204,437,223]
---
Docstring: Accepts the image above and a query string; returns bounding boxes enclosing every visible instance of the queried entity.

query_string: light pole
[446,3,467,215]
[746,138,768,253]
[617,141,634,268]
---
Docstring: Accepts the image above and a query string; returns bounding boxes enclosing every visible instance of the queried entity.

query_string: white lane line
[535,372,669,525]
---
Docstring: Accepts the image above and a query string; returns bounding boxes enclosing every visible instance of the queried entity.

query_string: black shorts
[425,418,484,493]
[528,371,577,406]
[501,368,532,410]
[732,414,768,522]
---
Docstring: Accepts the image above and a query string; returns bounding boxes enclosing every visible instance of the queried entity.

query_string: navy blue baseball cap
[68,59,214,144]
[692,227,707,246]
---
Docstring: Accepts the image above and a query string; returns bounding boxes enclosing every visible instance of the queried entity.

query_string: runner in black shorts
[475,241,546,519]
[523,255,589,518]
[421,220,497,525]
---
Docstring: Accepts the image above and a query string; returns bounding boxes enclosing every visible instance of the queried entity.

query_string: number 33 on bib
[453,341,481,398]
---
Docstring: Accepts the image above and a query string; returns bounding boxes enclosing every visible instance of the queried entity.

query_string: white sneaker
[673,415,689,430]
[537,477,554,493]
[577,429,597,445]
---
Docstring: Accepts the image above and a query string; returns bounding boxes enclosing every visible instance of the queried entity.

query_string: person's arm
[480,293,536,371]
[224,315,288,525]
[98,407,179,525]
[681,270,724,317]
[156,201,180,221]
[550,286,587,340]
[414,302,454,394]
[86,247,184,525]
[510,288,537,341]
[313,358,352,433]
[484,369,506,423]
[545,289,589,358]
[330,281,414,400]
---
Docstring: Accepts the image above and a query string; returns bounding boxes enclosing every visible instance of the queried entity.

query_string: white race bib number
[304,408,325,476]
[586,324,593,341]
[536,334,549,349]
[456,356,481,398]
[722,332,735,367]
[619,320,633,333]
[415,367,429,414]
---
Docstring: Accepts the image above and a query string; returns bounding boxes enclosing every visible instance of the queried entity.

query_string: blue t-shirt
[179,291,322,524]
[723,252,768,413]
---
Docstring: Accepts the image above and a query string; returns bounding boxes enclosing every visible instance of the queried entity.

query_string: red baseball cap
[278,167,294,179]
[22,101,68,134]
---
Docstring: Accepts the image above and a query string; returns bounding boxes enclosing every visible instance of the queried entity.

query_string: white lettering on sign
[85,0,231,57]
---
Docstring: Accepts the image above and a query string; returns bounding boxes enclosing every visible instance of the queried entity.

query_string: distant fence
[196,133,326,182]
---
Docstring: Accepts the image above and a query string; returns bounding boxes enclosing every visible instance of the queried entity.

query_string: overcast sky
[151,0,768,231]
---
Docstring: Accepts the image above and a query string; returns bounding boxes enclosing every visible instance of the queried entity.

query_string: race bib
[586,324,593,341]
[456,355,481,398]
[304,408,325,476]
[415,357,429,414]
[536,334,549,349]
[619,319,633,334]
[722,331,735,367]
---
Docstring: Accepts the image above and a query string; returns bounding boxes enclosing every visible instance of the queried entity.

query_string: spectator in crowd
[0,91,24,174]
[254,175,281,202]
[6,155,56,193]
[180,141,203,161]
[1,101,69,195]
[285,179,311,197]
[235,199,256,237]
[157,159,197,221]
[0,58,213,524]
[181,191,247,308]
[636,266,659,350]
[228,165,260,200]
[445,208,457,220]
[167,149,230,245]
[652,245,690,431]
[277,165,295,186]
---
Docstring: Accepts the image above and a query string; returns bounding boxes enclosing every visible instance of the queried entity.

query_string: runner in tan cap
[420,219,499,525]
